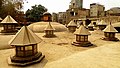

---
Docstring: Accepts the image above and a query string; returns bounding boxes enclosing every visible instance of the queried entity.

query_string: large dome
[112,22,120,33]
[28,22,67,33]
[112,22,120,27]
[109,7,120,13]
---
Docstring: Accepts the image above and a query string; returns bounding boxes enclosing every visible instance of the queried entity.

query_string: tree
[25,4,47,22]
[0,0,23,18]
[0,0,2,8]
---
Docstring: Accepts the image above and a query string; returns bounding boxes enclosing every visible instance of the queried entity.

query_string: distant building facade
[69,0,83,9]
[100,16,120,23]
[90,3,105,18]
[106,7,120,16]
[58,12,66,24]
[52,13,58,22]
[57,1,120,25]
[100,7,120,23]
[65,0,90,24]
[66,8,90,24]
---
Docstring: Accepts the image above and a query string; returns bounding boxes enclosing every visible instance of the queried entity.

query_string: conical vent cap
[97,20,107,25]
[1,15,17,24]
[103,23,118,33]
[44,22,55,30]
[67,20,77,27]
[9,26,42,46]
[74,25,91,35]
[88,23,94,27]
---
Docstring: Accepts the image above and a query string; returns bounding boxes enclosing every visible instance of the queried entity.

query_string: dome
[109,7,120,13]
[43,12,51,15]
[28,22,67,33]
[110,7,120,10]
[112,22,120,27]
[112,22,120,33]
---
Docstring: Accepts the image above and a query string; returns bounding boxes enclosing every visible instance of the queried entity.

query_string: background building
[65,0,90,24]
[57,0,120,25]
[106,7,120,16]
[66,8,90,24]
[69,0,83,9]
[58,12,66,25]
[52,13,58,22]
[90,3,105,18]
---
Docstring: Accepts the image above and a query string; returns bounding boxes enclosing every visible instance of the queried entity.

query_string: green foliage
[25,4,47,22]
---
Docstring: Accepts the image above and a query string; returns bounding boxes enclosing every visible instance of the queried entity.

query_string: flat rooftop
[0,27,120,68]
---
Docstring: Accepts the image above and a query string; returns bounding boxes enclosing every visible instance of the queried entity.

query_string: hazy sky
[23,0,120,13]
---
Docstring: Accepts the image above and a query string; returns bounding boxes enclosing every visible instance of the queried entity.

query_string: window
[25,46,32,51]
[104,33,107,37]
[34,45,37,54]
[106,33,109,37]
[73,3,75,6]
[25,46,33,56]
[91,12,93,14]
[4,25,7,30]
[46,31,48,35]
[80,36,85,42]
[70,12,74,16]
[16,47,24,57]
[8,25,11,29]
[76,35,78,41]
[110,33,113,38]
[85,36,88,41]
[17,47,21,51]
[21,47,24,51]
[34,45,37,50]
[17,47,24,51]
[50,31,53,35]
[75,13,78,16]
[110,33,115,38]
[90,6,93,8]
[48,31,50,34]
[77,36,80,41]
